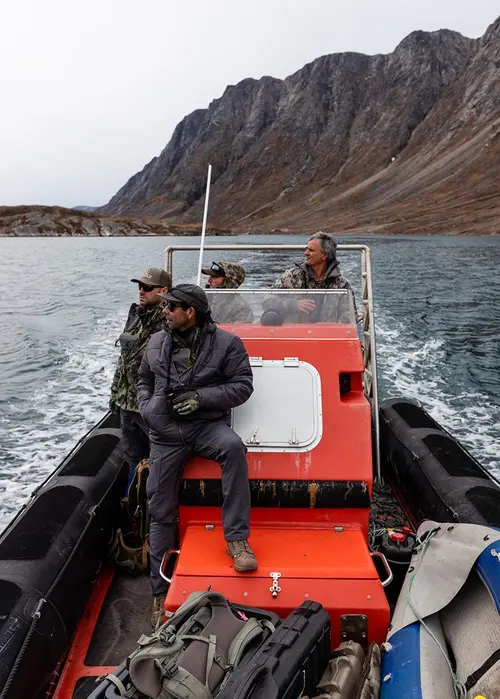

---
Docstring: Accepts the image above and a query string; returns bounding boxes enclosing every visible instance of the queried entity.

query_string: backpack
[110,458,150,574]
[305,641,381,699]
[127,590,275,699]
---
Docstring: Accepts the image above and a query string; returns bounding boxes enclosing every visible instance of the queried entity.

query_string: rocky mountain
[101,16,500,235]
[0,206,230,237]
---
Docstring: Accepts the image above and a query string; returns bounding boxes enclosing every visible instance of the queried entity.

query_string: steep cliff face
[101,18,500,235]
[104,78,283,219]
[311,16,500,235]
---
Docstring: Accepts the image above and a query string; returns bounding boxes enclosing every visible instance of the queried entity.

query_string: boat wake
[0,311,123,530]
[376,313,500,477]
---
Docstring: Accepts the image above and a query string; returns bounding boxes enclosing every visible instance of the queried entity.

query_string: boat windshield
[205,289,356,326]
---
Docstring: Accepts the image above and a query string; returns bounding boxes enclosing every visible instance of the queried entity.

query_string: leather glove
[172,391,200,416]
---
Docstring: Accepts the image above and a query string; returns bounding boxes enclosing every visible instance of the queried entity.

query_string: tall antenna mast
[196,163,212,286]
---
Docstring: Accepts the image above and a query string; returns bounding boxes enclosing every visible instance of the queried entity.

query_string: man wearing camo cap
[202,261,253,324]
[110,267,172,471]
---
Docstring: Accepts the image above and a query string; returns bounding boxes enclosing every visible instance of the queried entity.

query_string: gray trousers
[120,409,150,470]
[147,420,251,595]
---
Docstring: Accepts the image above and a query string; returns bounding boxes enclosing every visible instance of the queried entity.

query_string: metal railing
[164,243,380,480]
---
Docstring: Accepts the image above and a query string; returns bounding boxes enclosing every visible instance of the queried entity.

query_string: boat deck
[53,481,408,699]
[55,569,151,699]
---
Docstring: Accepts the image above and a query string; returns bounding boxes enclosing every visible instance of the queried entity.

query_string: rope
[369,480,406,550]
[406,528,467,699]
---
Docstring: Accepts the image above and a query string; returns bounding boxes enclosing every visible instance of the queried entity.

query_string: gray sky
[0,0,497,208]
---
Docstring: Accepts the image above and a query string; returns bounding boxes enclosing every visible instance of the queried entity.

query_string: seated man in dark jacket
[137,284,257,627]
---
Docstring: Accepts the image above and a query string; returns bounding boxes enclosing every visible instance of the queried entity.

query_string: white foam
[0,311,123,530]
[376,312,500,477]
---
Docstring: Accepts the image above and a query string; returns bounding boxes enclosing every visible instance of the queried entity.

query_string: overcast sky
[0,0,497,208]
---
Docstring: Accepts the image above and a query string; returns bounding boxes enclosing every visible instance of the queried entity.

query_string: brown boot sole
[233,559,258,573]
[226,546,258,572]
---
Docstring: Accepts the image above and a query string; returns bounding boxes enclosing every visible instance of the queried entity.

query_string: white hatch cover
[231,358,322,452]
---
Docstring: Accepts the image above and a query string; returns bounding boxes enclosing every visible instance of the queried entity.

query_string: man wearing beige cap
[110,267,172,470]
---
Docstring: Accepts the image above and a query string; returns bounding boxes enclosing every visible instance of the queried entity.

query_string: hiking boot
[151,594,166,630]
[226,540,258,572]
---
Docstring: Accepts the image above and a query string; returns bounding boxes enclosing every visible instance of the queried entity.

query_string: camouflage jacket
[273,260,352,292]
[271,261,359,322]
[210,295,254,324]
[208,262,254,324]
[110,303,166,412]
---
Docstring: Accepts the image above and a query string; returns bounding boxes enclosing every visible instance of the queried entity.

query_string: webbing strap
[205,635,217,689]
[161,667,213,699]
[163,591,228,634]
[261,619,276,633]
[136,641,183,661]
[227,617,271,669]
[105,673,128,696]
[465,647,500,690]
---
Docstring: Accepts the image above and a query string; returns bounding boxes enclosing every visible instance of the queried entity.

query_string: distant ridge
[99,17,500,236]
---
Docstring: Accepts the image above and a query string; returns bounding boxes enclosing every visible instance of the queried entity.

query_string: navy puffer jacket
[137,321,253,438]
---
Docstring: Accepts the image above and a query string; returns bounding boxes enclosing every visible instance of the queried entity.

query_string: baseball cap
[158,284,210,314]
[201,261,226,278]
[130,267,172,288]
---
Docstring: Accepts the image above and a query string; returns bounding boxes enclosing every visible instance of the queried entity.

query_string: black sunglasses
[166,301,189,312]
[210,262,225,276]
[138,283,160,292]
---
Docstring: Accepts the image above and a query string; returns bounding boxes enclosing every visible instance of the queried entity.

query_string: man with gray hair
[271,231,358,318]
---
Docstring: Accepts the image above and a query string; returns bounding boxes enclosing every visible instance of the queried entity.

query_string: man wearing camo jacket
[110,267,171,471]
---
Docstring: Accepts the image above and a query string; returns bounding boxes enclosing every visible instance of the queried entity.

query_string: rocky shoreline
[1,205,498,238]
[0,206,234,238]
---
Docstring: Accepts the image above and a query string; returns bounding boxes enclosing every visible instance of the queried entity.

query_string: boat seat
[165,524,390,646]
[179,324,373,539]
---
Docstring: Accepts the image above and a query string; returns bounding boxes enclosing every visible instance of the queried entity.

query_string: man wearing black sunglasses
[137,283,256,627]
[201,260,253,324]
[109,267,172,472]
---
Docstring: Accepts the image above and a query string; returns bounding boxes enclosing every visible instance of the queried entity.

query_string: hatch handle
[371,551,393,588]
[160,549,180,584]
[246,427,260,445]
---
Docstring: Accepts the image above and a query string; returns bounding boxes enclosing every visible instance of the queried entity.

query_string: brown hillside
[99,18,500,236]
